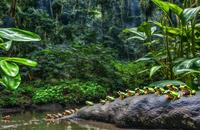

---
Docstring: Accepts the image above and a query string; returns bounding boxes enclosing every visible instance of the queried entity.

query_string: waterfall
[123,0,142,28]
[36,0,53,15]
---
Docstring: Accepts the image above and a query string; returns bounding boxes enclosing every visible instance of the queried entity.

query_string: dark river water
[0,111,158,130]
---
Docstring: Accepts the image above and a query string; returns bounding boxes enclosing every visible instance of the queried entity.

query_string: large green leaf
[152,33,164,38]
[123,28,146,38]
[152,0,170,14]
[152,0,183,16]
[0,57,37,67]
[174,58,200,69]
[149,80,186,87]
[0,41,12,51]
[153,21,182,36]
[182,6,200,25]
[135,57,155,63]
[138,22,152,37]
[150,65,162,78]
[194,58,200,67]
[168,2,183,16]
[0,38,3,42]
[0,74,21,90]
[174,69,200,76]
[0,60,19,77]
[127,36,146,41]
[0,28,41,42]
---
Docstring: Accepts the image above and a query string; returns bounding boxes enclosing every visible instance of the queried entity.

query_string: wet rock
[77,93,200,129]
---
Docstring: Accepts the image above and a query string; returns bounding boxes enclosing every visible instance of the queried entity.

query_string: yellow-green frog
[154,87,165,95]
[143,87,155,94]
[179,85,196,96]
[166,84,179,92]
[126,89,135,96]
[100,99,107,105]
[106,96,115,102]
[164,90,180,100]
[135,88,145,96]
[117,91,128,100]
[86,101,94,106]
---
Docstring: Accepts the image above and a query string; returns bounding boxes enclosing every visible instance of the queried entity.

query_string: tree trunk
[10,0,17,17]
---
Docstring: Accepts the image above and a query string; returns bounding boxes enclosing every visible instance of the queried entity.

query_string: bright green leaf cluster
[32,80,107,104]
[0,28,40,90]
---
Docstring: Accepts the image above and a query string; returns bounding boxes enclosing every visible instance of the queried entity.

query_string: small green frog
[135,88,144,96]
[164,90,180,100]
[106,96,115,102]
[126,89,135,96]
[154,87,165,95]
[166,84,179,92]
[100,99,107,105]
[179,85,196,96]
[86,101,94,106]
[143,87,155,94]
[117,91,128,100]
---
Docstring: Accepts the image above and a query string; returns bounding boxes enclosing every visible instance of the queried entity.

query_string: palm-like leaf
[135,57,155,63]
[123,28,147,41]
[127,36,146,41]
[152,0,183,16]
[182,6,200,25]
[175,69,200,76]
[153,21,182,36]
[173,58,200,75]
[152,0,200,25]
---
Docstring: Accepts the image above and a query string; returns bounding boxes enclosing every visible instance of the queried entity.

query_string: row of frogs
[86,84,196,106]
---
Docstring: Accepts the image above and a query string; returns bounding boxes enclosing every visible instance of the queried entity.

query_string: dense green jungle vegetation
[0,0,200,108]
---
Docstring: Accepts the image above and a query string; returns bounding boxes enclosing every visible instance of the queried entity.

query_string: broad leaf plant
[0,28,40,90]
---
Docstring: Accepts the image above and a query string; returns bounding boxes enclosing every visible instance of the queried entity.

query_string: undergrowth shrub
[0,85,35,107]
[32,80,107,105]
[113,60,149,89]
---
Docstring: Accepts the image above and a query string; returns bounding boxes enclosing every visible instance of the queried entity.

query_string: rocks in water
[44,108,79,123]
[2,115,11,123]
[77,93,200,129]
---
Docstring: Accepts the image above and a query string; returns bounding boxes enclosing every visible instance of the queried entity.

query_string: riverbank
[0,103,82,115]
[0,80,107,110]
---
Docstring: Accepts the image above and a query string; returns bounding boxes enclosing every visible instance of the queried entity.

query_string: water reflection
[0,111,133,130]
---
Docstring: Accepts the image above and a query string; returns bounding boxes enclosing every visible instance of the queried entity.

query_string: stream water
[0,111,139,130]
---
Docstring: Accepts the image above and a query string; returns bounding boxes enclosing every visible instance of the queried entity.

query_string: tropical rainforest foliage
[0,0,200,107]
